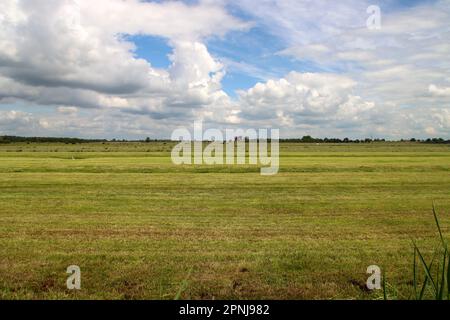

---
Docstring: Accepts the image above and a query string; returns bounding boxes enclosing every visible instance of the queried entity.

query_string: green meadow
[0,141,449,299]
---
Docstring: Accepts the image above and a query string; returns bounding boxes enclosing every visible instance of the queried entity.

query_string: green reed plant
[385,205,449,300]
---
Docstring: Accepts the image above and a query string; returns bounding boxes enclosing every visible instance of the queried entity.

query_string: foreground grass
[0,142,449,299]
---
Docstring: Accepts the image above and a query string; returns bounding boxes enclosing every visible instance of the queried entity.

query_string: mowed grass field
[0,141,450,300]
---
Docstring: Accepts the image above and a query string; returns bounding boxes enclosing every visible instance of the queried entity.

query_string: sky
[0,0,449,139]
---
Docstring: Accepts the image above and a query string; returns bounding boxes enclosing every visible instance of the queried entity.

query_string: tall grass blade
[413,247,418,299]
[419,277,428,300]
[414,241,437,296]
[433,204,446,249]
[174,267,193,300]
[438,247,447,300]
[432,205,448,299]
[447,253,450,300]
[436,257,440,299]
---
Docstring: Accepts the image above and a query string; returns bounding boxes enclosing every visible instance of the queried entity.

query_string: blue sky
[127,26,296,97]
[129,26,348,98]
[128,0,437,97]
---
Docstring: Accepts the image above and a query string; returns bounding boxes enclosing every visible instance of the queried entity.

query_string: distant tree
[301,135,315,143]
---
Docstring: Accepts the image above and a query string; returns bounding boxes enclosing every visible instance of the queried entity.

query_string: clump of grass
[385,205,449,300]
[174,267,193,300]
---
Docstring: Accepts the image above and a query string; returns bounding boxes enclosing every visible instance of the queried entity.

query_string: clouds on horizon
[0,0,449,139]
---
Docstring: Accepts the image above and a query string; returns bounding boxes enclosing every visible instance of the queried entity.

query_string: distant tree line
[0,136,107,144]
[0,135,449,144]
[407,138,450,144]
[280,136,450,144]
[279,136,386,143]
